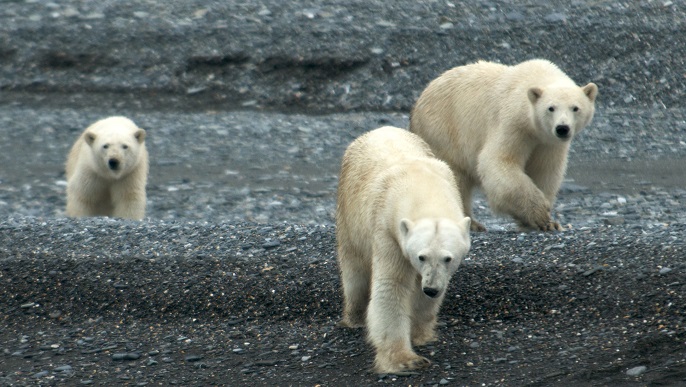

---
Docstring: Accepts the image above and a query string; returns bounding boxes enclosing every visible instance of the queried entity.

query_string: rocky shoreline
[1,0,686,385]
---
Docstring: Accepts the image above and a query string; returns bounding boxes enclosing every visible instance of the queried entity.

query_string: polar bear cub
[66,116,148,220]
[336,126,471,374]
[410,59,598,231]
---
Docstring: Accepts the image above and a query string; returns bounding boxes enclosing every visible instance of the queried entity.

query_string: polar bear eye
[122,144,129,150]
[572,106,579,112]
[548,106,555,112]
[418,255,426,262]
[103,144,109,149]
[444,257,452,263]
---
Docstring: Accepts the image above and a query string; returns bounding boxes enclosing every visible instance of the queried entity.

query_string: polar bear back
[410,59,586,173]
[336,126,465,250]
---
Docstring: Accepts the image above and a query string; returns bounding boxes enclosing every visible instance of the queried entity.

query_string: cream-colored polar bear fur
[336,126,471,374]
[66,116,148,220]
[410,59,598,231]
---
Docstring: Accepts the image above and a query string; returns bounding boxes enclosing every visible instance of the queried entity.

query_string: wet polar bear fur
[410,59,598,231]
[66,116,148,220]
[336,126,471,374]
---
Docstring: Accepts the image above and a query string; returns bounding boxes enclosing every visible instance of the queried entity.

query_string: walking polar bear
[66,116,148,220]
[336,126,471,374]
[410,59,598,231]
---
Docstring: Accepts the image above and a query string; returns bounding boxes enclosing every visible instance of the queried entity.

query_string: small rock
[33,371,49,378]
[54,365,72,372]
[626,365,647,376]
[112,352,141,361]
[659,267,672,275]
[262,240,280,249]
[544,13,567,22]
[301,355,311,361]
[440,378,450,385]
[185,355,204,362]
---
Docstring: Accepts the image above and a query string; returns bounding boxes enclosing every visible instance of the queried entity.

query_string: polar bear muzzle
[108,158,120,171]
[555,124,571,139]
[422,287,440,298]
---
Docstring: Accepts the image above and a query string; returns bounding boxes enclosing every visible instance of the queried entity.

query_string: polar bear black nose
[555,125,570,138]
[108,158,120,170]
[423,287,439,298]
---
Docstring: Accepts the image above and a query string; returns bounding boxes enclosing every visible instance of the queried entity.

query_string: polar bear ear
[399,219,414,237]
[85,132,96,146]
[459,217,471,232]
[134,129,146,143]
[582,82,598,102]
[527,87,543,104]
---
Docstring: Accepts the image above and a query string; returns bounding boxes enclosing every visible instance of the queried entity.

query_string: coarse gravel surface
[1,0,686,386]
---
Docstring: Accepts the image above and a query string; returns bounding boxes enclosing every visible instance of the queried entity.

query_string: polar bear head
[399,217,471,299]
[84,116,146,179]
[528,82,598,143]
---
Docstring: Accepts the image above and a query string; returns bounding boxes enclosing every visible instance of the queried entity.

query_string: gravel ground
[1,0,686,386]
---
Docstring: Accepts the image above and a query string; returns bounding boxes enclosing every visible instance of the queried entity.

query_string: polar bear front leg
[111,185,146,220]
[478,148,558,231]
[66,173,107,217]
[411,288,444,346]
[337,243,370,328]
[367,274,430,374]
[525,145,569,230]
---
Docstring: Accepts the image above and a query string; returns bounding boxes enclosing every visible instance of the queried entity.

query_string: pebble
[544,13,567,22]
[626,365,647,376]
[659,267,673,275]
[262,240,281,249]
[185,355,204,362]
[112,352,141,361]
[301,355,312,361]
[54,365,72,372]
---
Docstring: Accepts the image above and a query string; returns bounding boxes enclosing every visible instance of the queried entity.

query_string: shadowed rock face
[1,0,686,385]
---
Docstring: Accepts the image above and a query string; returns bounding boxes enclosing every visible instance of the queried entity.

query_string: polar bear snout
[555,125,571,139]
[108,158,121,171]
[422,287,440,298]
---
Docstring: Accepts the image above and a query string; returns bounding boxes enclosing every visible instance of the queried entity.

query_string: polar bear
[65,116,148,220]
[410,59,598,231]
[336,126,471,374]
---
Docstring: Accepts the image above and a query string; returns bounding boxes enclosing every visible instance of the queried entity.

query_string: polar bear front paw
[375,350,431,374]
[338,316,365,329]
[541,220,562,231]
